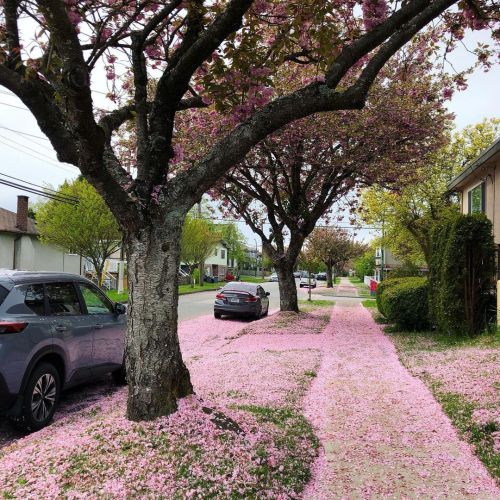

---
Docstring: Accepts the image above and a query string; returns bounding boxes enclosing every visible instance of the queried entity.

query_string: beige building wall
[458,157,500,245]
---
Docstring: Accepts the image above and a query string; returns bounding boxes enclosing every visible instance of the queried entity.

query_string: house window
[468,182,486,214]
[221,249,225,259]
[214,249,218,256]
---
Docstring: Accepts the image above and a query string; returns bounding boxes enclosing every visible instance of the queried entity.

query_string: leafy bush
[354,251,375,280]
[429,213,495,336]
[375,277,406,317]
[389,261,423,278]
[378,277,429,330]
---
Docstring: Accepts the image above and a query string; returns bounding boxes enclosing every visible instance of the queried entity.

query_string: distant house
[374,246,401,281]
[447,136,500,274]
[204,241,229,280]
[0,195,81,274]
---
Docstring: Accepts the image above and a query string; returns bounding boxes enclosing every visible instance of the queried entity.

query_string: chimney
[16,195,29,232]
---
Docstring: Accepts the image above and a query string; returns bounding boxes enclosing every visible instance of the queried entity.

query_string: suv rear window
[0,285,8,307]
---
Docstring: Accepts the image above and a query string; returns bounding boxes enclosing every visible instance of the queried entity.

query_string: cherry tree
[0,0,498,420]
[216,60,450,311]
[307,228,359,288]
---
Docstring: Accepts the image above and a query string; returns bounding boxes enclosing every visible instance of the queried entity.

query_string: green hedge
[375,277,406,317]
[377,277,430,330]
[429,213,495,337]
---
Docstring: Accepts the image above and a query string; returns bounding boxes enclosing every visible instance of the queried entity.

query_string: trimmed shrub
[375,277,406,317]
[429,213,495,337]
[378,277,429,330]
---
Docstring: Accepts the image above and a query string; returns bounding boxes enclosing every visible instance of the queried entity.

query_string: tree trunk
[275,262,298,312]
[125,217,193,421]
[199,260,204,287]
[326,264,333,288]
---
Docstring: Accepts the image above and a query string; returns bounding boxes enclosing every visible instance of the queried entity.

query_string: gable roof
[0,207,38,235]
[447,136,500,191]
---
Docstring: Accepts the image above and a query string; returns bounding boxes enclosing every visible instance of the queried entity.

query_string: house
[374,246,402,281]
[203,241,229,280]
[0,195,82,274]
[447,136,500,274]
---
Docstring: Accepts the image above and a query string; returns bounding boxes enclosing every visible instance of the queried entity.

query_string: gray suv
[0,271,126,431]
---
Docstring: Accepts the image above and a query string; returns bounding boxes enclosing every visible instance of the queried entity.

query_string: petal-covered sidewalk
[303,302,499,498]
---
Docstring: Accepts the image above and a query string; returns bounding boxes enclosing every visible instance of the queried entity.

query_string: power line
[0,137,77,174]
[0,178,78,204]
[0,101,30,112]
[0,124,50,142]
[0,172,79,203]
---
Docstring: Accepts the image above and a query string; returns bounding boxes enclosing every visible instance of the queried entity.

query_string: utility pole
[198,200,204,286]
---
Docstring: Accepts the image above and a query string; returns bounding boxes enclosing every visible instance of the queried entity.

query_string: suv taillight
[215,293,225,299]
[245,296,258,302]
[0,321,28,334]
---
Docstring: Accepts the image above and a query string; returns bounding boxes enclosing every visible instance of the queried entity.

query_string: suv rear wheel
[18,362,61,432]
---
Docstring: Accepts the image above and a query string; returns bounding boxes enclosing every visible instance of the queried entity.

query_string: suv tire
[112,364,127,385]
[18,362,60,432]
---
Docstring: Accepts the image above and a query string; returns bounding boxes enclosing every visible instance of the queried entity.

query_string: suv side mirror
[266,292,270,296]
[114,302,126,315]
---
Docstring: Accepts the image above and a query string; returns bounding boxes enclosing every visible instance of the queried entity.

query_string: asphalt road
[178,280,282,320]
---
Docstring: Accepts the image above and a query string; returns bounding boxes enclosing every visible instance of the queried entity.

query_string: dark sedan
[214,282,270,319]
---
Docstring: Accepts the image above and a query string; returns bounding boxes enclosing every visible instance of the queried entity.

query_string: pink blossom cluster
[361,0,389,31]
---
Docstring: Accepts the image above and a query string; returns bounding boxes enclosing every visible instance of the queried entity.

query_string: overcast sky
[0,30,498,247]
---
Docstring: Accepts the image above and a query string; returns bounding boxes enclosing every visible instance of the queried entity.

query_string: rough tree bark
[326,264,334,288]
[274,260,299,312]
[125,213,193,420]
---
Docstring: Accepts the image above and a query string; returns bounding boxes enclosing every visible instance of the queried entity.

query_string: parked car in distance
[204,274,218,283]
[299,273,317,288]
[268,273,279,282]
[214,282,270,319]
[0,271,127,432]
[293,271,301,278]
[316,272,327,281]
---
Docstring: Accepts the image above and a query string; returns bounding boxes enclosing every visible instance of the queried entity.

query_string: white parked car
[299,273,316,288]
[268,273,279,282]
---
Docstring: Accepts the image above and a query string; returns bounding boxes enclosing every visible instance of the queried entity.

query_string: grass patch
[388,328,500,353]
[362,299,377,308]
[299,299,334,312]
[348,276,363,284]
[431,387,499,480]
[388,326,500,482]
[106,290,129,303]
[236,405,319,493]
[239,275,267,283]
[106,282,224,302]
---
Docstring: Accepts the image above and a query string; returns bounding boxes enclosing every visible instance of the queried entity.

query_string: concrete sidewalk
[303,302,499,498]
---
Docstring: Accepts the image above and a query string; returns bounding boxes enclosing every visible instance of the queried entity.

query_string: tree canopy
[36,178,121,282]
[360,118,500,266]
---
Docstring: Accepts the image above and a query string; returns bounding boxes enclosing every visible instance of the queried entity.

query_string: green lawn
[106,282,223,303]
[361,299,377,308]
[239,275,267,283]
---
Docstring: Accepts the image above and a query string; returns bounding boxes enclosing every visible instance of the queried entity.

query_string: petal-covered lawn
[0,309,329,498]
[388,328,500,481]
[303,303,499,499]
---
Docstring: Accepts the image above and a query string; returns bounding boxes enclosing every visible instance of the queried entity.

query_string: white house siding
[0,233,16,269]
[0,233,80,274]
